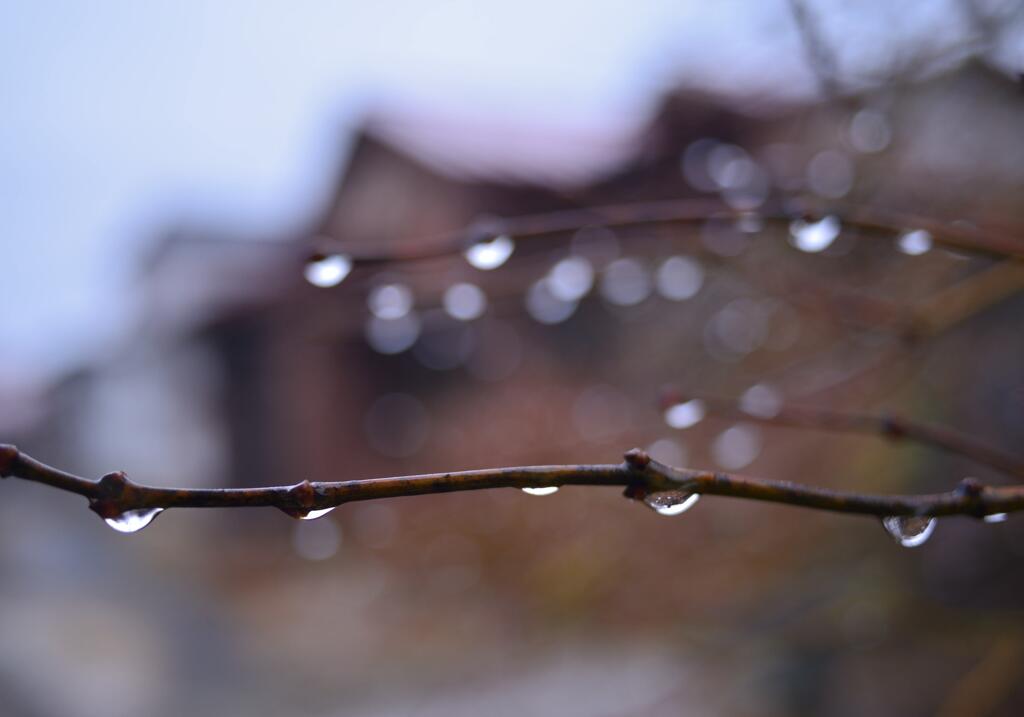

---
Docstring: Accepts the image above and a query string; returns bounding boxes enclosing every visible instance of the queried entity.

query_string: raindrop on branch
[655,256,703,301]
[790,215,841,253]
[546,256,595,302]
[525,279,577,324]
[464,235,515,270]
[300,507,336,521]
[365,313,421,354]
[443,282,487,321]
[368,283,414,319]
[896,230,932,256]
[644,490,700,516]
[600,258,652,306]
[664,399,706,429]
[522,486,559,496]
[103,508,164,534]
[881,515,936,547]
[304,254,352,288]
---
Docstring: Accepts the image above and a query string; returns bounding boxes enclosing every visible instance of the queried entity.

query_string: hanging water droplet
[443,282,487,321]
[655,256,703,301]
[881,515,936,547]
[983,512,1008,524]
[368,283,414,319]
[522,486,559,496]
[896,230,932,256]
[643,490,700,516]
[300,507,336,521]
[104,507,164,534]
[664,399,706,429]
[464,235,515,270]
[789,216,840,253]
[546,256,595,302]
[304,254,352,287]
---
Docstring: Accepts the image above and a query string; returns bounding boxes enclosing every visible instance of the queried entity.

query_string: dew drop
[522,486,559,496]
[368,283,414,319]
[104,508,164,534]
[739,383,783,418]
[655,256,703,301]
[644,490,700,516]
[881,515,936,547]
[984,512,1008,523]
[304,254,352,287]
[789,215,840,253]
[525,279,577,324]
[664,399,706,429]
[465,235,515,270]
[443,282,487,321]
[300,507,336,521]
[896,230,932,256]
[600,257,652,306]
[546,256,595,302]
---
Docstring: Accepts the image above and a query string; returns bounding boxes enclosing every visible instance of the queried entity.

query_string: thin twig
[312,198,1024,263]
[1,444,1019,523]
[660,390,1024,480]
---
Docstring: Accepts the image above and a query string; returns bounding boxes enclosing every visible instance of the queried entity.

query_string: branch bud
[623,448,651,470]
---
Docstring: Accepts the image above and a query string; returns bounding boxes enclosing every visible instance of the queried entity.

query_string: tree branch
[660,389,1024,480]
[2,444,1020,527]
[312,198,1024,264]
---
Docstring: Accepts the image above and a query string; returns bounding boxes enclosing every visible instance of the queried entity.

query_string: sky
[0,0,912,386]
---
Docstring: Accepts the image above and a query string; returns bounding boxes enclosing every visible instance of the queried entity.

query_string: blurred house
[8,58,1024,717]
[18,59,1024,495]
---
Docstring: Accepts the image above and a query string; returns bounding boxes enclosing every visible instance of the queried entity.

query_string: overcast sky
[5,0,970,386]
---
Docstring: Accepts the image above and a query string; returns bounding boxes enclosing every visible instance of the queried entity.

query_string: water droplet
[790,215,840,253]
[365,313,421,354]
[300,507,336,521]
[304,254,352,287]
[368,283,414,319]
[600,258,652,306]
[881,515,936,547]
[546,256,594,302]
[655,256,703,301]
[525,279,577,324]
[896,230,932,256]
[984,512,1008,524]
[465,234,514,270]
[104,508,164,534]
[443,282,487,321]
[644,490,700,516]
[664,399,706,429]
[739,383,783,418]
[522,486,559,496]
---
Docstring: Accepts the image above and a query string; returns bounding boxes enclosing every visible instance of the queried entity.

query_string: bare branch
[312,198,1024,264]
[660,390,1024,480]
[2,444,1020,527]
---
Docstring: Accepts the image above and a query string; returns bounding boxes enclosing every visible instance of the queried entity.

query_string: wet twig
[312,198,1024,264]
[660,389,1024,480]
[2,444,1020,525]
